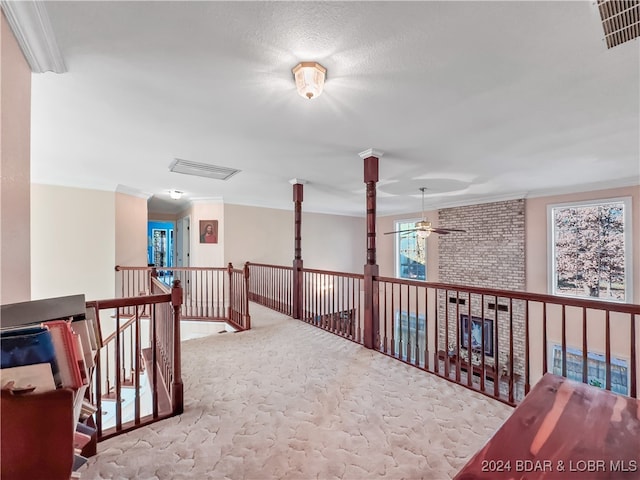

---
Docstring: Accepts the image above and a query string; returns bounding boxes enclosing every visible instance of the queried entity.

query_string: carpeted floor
[80,303,513,479]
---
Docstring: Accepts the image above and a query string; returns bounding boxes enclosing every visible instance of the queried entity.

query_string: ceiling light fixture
[169,190,183,200]
[292,62,327,100]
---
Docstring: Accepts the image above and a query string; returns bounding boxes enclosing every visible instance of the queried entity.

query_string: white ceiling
[27,1,639,216]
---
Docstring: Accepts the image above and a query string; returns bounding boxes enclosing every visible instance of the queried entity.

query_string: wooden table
[455,373,640,479]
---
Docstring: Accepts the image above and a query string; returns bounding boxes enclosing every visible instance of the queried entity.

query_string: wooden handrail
[303,267,364,279]
[89,294,171,310]
[375,275,640,313]
[246,262,293,270]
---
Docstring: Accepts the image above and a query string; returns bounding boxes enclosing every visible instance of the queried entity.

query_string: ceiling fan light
[292,62,326,100]
[417,229,430,238]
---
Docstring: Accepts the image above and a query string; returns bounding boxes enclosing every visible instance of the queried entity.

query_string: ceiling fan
[384,187,466,238]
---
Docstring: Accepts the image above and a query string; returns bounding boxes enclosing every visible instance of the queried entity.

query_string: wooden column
[292,181,305,319]
[171,279,184,415]
[360,149,383,349]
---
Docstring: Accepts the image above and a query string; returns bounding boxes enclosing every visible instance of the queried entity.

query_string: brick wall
[437,199,526,400]
[438,199,525,290]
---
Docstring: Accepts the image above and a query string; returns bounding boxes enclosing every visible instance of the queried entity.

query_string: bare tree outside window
[551,200,628,301]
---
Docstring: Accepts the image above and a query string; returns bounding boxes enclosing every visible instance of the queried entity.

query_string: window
[550,345,629,396]
[395,220,426,280]
[394,311,426,364]
[549,198,632,302]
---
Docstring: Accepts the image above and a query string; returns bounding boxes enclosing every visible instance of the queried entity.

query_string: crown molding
[190,196,224,204]
[524,176,639,200]
[1,0,66,73]
[115,184,153,199]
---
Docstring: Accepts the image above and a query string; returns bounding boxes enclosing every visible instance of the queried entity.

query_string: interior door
[175,216,191,296]
[175,216,190,267]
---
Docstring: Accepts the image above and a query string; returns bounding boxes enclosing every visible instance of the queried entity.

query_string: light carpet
[80,303,513,480]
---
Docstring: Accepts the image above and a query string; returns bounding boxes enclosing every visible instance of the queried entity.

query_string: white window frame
[394,310,427,364]
[549,344,629,396]
[547,197,633,303]
[394,218,426,281]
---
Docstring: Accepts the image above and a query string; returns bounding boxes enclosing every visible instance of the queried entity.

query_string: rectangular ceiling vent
[598,0,639,49]
[169,159,240,181]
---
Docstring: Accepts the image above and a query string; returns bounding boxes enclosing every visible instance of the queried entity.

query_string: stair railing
[86,280,183,441]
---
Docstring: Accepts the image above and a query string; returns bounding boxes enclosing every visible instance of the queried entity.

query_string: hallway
[81,303,512,479]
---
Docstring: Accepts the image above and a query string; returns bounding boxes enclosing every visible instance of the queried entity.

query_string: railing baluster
[466,295,472,388]
[383,281,388,353]
[433,288,439,371]
[134,305,141,425]
[115,308,122,431]
[561,305,567,378]
[455,291,460,383]
[631,313,637,398]
[152,303,158,419]
[414,285,419,365]
[582,307,588,385]
[525,300,530,395]
[480,294,485,392]
[508,298,514,404]
[493,295,499,398]
[424,286,429,371]
[542,302,548,374]
[391,283,396,358]
[605,310,611,391]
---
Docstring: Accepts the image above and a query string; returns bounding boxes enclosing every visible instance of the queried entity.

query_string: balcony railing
[248,263,640,406]
[301,268,364,344]
[247,263,293,316]
[115,264,250,331]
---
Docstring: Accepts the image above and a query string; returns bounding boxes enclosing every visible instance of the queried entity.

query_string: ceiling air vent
[597,0,639,49]
[169,159,240,181]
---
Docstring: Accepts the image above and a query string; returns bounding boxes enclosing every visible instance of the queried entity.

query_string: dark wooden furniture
[455,373,640,479]
[0,295,96,480]
[1,388,76,480]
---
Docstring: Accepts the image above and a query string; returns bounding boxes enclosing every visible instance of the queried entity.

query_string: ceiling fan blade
[431,228,466,234]
[383,229,418,235]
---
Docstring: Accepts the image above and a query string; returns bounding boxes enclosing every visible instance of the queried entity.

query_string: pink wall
[0,13,31,304]
[526,185,640,302]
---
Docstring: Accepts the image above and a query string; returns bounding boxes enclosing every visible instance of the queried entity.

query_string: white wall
[224,203,366,273]
[224,204,291,267]
[31,184,115,301]
[189,201,224,267]
[303,211,365,274]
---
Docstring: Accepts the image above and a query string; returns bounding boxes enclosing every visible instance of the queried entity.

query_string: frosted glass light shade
[292,62,327,100]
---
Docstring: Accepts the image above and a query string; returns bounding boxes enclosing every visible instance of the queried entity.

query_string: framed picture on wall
[199,220,218,244]
[460,314,494,357]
